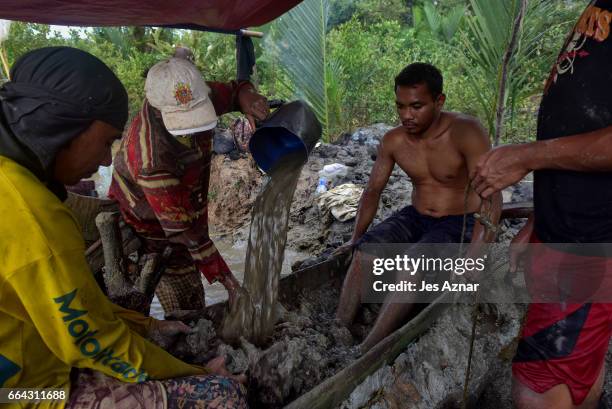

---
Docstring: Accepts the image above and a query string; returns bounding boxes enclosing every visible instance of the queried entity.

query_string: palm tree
[265,0,343,141]
[415,0,466,43]
[0,20,11,80]
[461,0,565,145]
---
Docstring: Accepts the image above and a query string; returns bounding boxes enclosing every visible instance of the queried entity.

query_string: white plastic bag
[318,163,349,186]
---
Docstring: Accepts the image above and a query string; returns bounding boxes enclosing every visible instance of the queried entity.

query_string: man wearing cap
[109,55,269,314]
[0,46,246,409]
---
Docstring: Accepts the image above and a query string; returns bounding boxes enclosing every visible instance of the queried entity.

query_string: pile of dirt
[166,281,375,408]
[245,284,366,407]
[208,154,263,232]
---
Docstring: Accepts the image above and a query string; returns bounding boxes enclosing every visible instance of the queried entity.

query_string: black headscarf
[0,46,128,199]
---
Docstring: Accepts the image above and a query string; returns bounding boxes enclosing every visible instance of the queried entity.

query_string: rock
[331,325,354,347]
[367,141,380,159]
[170,318,217,364]
[340,366,394,409]
[217,343,249,374]
[281,309,314,328]
[502,188,513,203]
[474,364,513,409]
[344,157,359,167]
[228,149,242,160]
[213,128,235,154]
[249,338,326,407]
[316,143,341,158]
[328,221,354,248]
[511,180,533,202]
[312,333,330,349]
[350,123,393,144]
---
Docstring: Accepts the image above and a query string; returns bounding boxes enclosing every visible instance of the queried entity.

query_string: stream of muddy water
[149,234,308,320]
[222,153,305,344]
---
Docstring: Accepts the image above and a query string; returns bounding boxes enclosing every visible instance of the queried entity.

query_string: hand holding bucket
[249,100,321,173]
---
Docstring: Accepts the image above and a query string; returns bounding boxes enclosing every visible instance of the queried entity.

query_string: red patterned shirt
[109,81,248,283]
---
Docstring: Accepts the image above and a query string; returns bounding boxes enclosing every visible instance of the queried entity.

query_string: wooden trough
[75,192,532,409]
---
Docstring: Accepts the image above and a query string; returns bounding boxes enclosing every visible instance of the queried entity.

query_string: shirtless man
[336,62,501,352]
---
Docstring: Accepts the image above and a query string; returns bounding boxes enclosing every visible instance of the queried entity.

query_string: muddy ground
[161,278,373,408]
[200,124,610,408]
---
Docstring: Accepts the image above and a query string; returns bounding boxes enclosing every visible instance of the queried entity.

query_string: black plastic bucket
[249,100,322,172]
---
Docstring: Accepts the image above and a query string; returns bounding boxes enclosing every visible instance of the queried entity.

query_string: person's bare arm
[528,125,612,171]
[456,118,502,245]
[472,125,612,198]
[349,133,396,243]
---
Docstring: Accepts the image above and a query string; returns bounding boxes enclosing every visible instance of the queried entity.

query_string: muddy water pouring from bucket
[221,101,321,345]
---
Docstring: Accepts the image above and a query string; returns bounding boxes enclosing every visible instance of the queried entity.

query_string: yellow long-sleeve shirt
[0,156,204,408]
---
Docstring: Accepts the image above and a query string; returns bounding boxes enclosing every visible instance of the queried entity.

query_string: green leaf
[265,0,331,140]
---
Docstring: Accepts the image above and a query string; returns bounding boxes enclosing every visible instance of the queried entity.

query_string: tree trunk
[132,26,147,53]
[405,0,416,26]
[494,0,528,146]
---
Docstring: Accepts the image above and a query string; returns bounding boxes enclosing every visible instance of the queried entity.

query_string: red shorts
[512,235,612,404]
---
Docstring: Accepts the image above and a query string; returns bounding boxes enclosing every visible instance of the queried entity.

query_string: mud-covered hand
[219,273,242,305]
[333,240,355,256]
[471,144,531,199]
[238,84,269,129]
[152,319,191,336]
[205,356,247,384]
[147,319,191,349]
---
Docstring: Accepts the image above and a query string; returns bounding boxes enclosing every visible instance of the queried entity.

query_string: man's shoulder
[445,112,489,144]
[381,125,407,143]
[377,126,408,157]
[446,112,485,131]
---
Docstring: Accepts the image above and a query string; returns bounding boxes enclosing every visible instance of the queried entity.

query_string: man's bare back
[379,111,487,217]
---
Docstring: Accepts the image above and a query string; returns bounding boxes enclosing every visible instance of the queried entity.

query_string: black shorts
[356,205,474,247]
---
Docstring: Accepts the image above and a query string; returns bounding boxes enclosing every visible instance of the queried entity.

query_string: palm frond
[265,0,330,139]
[423,2,442,35]
[461,0,577,142]
[442,5,467,42]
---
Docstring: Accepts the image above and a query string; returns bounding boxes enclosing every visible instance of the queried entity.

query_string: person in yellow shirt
[0,47,246,408]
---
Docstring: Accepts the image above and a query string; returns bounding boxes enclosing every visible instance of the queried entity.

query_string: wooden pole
[240,29,264,38]
[95,211,129,297]
[0,46,10,81]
